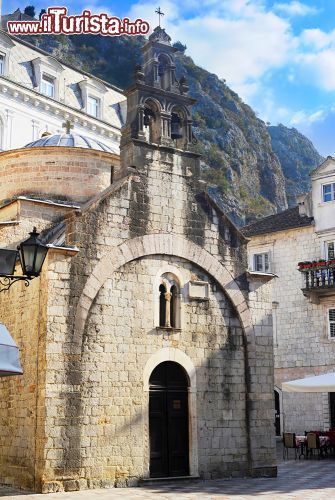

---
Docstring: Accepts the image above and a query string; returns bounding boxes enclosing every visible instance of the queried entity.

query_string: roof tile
[241,206,314,237]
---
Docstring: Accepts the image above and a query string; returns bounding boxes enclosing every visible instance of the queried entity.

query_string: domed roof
[24,132,118,153]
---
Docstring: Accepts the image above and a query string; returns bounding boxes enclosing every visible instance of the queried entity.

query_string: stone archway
[73,233,253,348]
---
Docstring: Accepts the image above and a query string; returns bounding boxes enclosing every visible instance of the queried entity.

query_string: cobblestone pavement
[1,457,335,500]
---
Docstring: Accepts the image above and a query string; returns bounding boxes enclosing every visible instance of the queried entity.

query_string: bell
[144,108,155,128]
[158,63,165,76]
[143,111,150,128]
[171,115,183,140]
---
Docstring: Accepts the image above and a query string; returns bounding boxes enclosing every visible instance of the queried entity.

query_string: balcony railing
[298,261,335,292]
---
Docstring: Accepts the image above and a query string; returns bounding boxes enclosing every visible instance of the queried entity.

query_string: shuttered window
[329,309,335,338]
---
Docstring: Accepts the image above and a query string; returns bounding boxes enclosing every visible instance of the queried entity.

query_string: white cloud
[296,49,335,91]
[300,28,335,49]
[274,1,319,17]
[128,0,294,90]
[290,108,325,125]
[127,0,180,31]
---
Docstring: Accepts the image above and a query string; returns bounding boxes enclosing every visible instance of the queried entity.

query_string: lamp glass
[0,249,18,275]
[19,228,48,277]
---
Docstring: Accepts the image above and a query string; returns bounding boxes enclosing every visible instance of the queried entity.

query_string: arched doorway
[149,361,189,477]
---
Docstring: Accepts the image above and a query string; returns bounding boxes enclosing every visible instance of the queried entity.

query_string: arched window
[159,283,167,327]
[170,106,190,149]
[158,275,181,329]
[170,285,177,327]
[143,99,161,144]
[157,54,171,90]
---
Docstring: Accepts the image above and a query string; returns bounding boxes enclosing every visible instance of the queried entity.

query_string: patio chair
[306,432,324,459]
[283,432,298,459]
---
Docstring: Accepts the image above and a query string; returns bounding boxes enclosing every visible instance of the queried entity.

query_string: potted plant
[298,261,311,270]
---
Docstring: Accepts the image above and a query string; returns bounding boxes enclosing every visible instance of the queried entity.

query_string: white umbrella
[282,372,335,393]
[0,323,23,377]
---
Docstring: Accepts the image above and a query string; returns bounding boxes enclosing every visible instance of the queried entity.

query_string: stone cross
[155,7,164,27]
[62,120,73,134]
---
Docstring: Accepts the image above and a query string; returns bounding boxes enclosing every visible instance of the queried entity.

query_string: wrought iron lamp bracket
[0,275,32,293]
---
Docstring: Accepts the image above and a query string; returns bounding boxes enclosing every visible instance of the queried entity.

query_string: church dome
[24,132,118,154]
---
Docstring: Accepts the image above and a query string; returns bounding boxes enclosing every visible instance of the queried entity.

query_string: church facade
[0,27,276,492]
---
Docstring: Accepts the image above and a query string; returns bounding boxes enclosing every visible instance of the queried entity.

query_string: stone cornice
[0,145,120,162]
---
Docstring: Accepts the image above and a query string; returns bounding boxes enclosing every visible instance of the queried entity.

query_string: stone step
[139,475,200,487]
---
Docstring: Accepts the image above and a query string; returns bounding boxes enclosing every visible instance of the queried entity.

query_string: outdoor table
[295,435,307,458]
[295,436,306,446]
[295,435,330,458]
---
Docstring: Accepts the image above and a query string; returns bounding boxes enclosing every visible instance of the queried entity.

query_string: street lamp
[0,228,49,293]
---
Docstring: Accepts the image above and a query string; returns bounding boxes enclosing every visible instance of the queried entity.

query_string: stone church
[0,27,276,492]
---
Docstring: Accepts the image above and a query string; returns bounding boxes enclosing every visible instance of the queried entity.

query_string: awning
[0,324,23,377]
[282,372,335,393]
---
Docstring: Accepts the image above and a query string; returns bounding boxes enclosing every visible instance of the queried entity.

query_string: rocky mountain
[268,124,324,207]
[16,29,322,225]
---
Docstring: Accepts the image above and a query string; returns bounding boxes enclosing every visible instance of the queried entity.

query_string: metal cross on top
[62,119,73,134]
[155,7,164,27]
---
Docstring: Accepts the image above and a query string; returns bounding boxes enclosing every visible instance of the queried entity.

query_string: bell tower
[120,26,199,171]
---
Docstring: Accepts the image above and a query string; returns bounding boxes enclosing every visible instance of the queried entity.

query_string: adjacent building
[0,29,125,152]
[243,156,335,435]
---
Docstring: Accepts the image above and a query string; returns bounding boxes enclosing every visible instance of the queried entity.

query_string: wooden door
[149,362,189,477]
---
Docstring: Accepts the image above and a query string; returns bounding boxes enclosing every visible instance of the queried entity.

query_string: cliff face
[18,32,322,225]
[178,54,287,224]
[268,124,324,207]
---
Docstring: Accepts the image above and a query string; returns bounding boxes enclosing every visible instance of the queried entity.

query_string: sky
[4,0,335,155]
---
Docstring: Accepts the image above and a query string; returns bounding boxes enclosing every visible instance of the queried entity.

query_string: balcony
[298,260,335,301]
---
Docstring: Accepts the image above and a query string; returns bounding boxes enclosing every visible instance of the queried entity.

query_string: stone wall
[0,147,119,204]
[0,263,48,491]
[247,277,276,470]
[41,255,249,489]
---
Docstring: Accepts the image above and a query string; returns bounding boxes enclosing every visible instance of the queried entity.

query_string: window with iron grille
[328,309,335,338]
